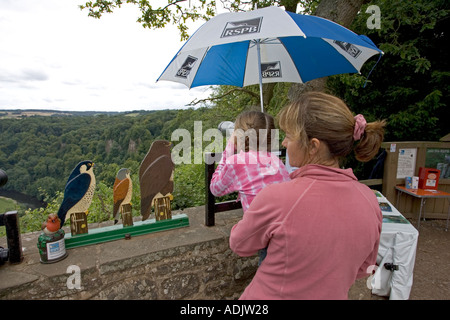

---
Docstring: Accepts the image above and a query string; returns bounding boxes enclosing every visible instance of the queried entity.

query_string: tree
[329,0,450,141]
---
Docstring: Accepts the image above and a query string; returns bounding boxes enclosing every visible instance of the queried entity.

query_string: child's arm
[209,136,238,197]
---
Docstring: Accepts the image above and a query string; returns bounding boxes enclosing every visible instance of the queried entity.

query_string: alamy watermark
[366,264,381,290]
[66,265,81,290]
[171,121,282,175]
[366,5,381,30]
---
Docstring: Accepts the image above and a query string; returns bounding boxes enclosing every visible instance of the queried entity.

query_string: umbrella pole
[256,40,264,112]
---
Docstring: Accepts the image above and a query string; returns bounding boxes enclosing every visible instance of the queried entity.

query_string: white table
[370,191,419,300]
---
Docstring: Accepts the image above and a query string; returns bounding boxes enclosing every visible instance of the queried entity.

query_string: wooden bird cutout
[139,140,174,221]
[57,160,96,227]
[113,168,132,224]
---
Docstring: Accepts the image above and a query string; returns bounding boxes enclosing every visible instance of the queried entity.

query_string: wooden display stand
[70,212,88,235]
[64,213,189,249]
[121,203,133,227]
[154,196,172,221]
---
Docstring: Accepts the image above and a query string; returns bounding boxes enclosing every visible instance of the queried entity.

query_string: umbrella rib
[242,40,251,88]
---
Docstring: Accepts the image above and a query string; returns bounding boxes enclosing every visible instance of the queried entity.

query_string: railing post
[205,152,216,226]
[0,211,23,264]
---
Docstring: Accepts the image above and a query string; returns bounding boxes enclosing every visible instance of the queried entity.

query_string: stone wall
[0,207,258,300]
[0,205,374,300]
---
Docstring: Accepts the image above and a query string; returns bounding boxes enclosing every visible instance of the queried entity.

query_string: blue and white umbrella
[157,6,383,111]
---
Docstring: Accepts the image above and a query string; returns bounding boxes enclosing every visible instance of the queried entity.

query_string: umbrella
[157,6,383,111]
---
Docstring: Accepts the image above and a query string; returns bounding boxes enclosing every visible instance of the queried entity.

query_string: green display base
[64,214,189,249]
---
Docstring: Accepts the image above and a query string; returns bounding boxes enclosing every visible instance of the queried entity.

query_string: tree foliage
[328,0,449,141]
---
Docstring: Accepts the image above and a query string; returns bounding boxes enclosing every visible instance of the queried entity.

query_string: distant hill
[0,109,168,119]
[0,109,123,119]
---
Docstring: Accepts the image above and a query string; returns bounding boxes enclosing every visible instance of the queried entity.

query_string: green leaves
[80,0,217,40]
[330,0,449,142]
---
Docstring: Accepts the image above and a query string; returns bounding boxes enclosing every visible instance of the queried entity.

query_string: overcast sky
[0,0,213,112]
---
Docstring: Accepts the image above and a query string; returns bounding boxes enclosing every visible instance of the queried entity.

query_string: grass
[1,197,20,237]
[0,196,18,213]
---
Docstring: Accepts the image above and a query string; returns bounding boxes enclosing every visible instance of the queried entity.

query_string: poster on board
[396,148,417,179]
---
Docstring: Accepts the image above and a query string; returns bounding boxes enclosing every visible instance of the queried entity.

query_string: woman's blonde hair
[278,92,386,162]
[234,110,275,152]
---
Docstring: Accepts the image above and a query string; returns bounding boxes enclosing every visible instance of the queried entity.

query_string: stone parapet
[0,207,257,300]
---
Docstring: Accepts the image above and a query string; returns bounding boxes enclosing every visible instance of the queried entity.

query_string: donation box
[418,167,440,190]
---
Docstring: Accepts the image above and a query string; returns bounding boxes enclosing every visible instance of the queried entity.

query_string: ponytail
[354,119,386,162]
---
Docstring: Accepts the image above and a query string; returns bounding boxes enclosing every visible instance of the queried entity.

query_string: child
[210,110,290,263]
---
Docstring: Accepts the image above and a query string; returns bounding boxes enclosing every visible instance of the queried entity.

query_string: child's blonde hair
[234,110,275,152]
[278,92,386,162]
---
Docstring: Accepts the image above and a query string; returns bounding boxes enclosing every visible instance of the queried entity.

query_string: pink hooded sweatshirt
[230,164,382,300]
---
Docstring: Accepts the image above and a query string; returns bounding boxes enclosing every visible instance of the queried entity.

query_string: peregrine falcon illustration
[57,160,96,227]
[113,168,132,224]
[139,140,174,221]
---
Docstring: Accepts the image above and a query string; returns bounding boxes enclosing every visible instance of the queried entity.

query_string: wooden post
[1,211,23,263]
[381,143,399,203]
[205,152,216,226]
[121,204,133,227]
[70,212,88,235]
[154,196,172,221]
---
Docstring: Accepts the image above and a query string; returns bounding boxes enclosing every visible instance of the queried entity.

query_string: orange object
[396,186,449,198]
[418,167,440,190]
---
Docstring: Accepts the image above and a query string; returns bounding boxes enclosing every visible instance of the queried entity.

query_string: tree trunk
[315,0,368,27]
[262,83,276,107]
[287,0,369,102]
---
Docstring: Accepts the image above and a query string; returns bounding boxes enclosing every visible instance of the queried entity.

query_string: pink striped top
[210,140,290,211]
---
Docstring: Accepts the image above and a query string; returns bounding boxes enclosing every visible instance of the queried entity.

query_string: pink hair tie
[353,114,367,141]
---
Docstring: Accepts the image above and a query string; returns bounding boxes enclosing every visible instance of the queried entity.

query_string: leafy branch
[80,0,218,40]
[187,87,260,106]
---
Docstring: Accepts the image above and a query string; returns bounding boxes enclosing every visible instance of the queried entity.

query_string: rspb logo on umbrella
[261,62,282,78]
[221,17,262,38]
[176,55,198,78]
[333,40,362,58]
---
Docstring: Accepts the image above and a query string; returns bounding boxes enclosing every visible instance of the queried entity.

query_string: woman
[229,92,386,300]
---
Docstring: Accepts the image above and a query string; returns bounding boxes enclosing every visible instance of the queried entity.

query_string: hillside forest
[0,0,448,235]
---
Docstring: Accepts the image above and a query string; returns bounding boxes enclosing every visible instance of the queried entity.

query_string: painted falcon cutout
[113,168,132,224]
[57,160,96,227]
[139,140,174,221]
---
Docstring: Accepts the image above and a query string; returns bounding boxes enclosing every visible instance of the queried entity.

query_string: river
[0,189,46,210]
